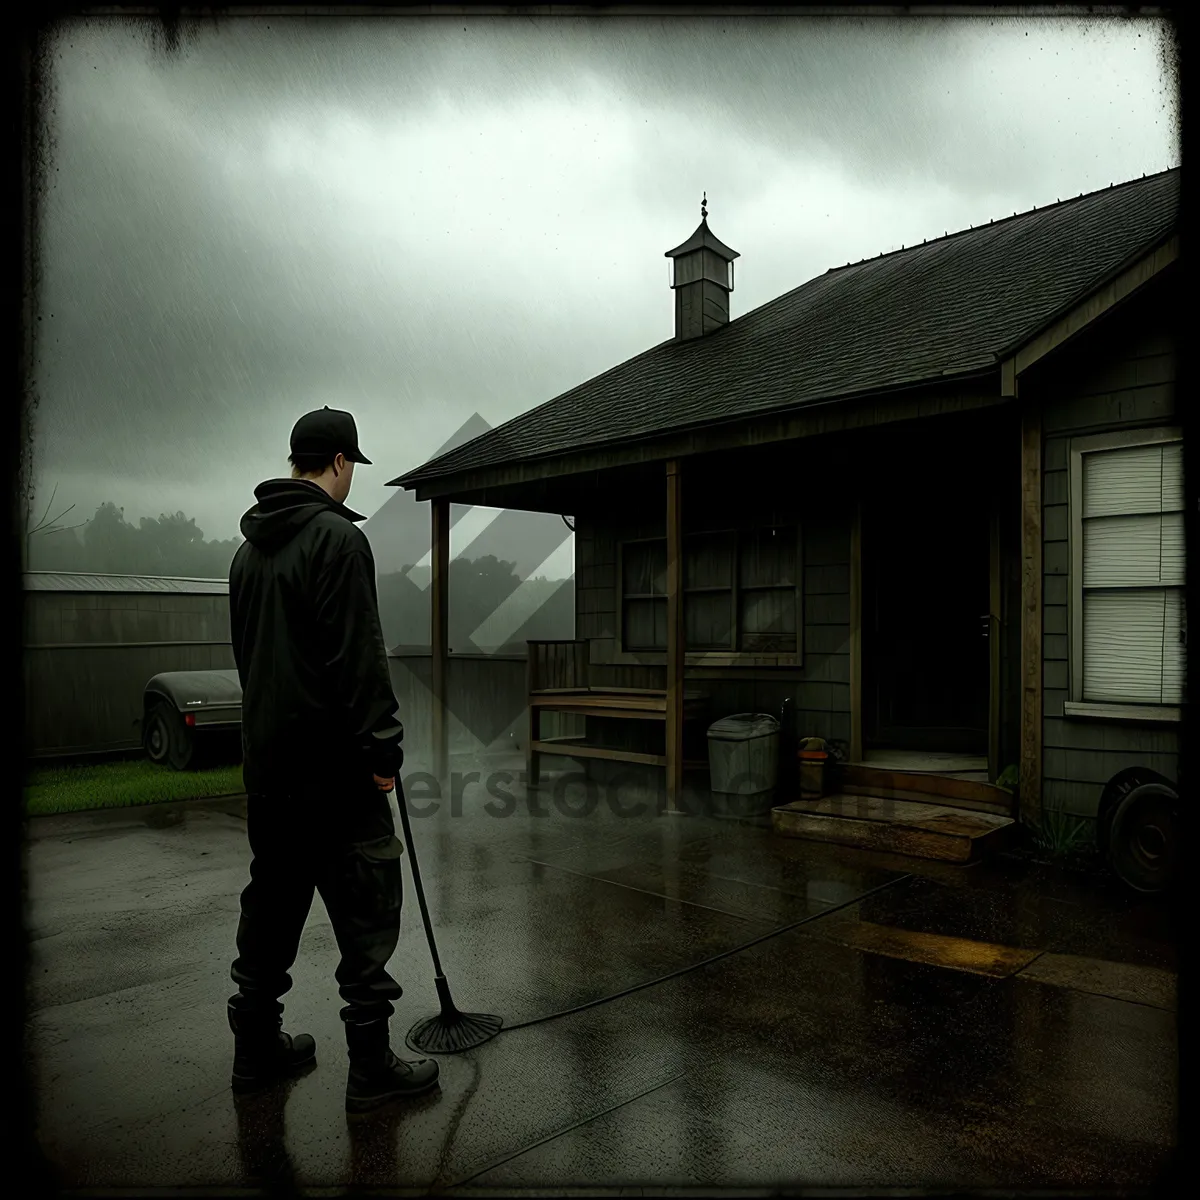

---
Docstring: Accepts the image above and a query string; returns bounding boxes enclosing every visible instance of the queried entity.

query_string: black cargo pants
[228,778,406,1028]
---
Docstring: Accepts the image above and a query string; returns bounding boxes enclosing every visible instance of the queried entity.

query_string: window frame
[614,523,804,667]
[1067,424,1184,721]
[617,535,669,653]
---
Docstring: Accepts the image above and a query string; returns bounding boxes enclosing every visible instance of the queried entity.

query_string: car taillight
[185,713,196,727]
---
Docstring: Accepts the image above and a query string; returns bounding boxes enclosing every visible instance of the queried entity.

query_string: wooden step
[771,794,1015,864]
[859,750,987,774]
[837,764,1015,818]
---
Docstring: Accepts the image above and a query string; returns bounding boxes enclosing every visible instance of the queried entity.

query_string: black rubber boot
[345,1018,440,1113]
[229,1008,317,1094]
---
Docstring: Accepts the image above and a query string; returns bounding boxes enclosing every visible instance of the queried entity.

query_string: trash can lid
[707,712,780,740]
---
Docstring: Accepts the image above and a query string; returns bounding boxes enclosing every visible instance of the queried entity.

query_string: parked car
[142,669,242,770]
[1097,767,1178,895]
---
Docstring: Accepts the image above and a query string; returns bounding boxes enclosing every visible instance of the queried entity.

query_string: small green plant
[1032,804,1093,856]
[996,763,1019,792]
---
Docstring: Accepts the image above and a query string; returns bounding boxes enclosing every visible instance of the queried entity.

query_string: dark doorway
[862,483,991,755]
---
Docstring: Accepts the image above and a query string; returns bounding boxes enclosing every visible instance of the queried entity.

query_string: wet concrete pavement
[26,758,1177,1192]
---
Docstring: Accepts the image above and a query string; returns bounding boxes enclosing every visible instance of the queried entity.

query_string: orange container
[798,749,829,798]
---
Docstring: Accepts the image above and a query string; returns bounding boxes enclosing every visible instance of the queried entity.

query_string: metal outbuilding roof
[22,572,230,595]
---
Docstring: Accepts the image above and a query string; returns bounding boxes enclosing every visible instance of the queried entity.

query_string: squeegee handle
[393,779,446,978]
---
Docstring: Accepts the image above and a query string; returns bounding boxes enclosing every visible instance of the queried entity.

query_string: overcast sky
[29,12,1178,544]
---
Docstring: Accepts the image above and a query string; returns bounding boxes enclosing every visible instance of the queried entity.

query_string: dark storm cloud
[86,15,1169,196]
[30,14,1175,539]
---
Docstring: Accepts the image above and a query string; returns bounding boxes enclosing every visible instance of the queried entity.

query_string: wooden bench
[526,640,709,787]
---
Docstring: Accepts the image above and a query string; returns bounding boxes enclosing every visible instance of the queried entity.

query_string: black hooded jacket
[229,478,403,793]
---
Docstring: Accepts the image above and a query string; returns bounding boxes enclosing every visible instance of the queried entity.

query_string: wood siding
[1024,267,1180,826]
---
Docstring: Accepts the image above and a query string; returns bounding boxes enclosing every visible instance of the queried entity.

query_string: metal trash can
[707,713,780,797]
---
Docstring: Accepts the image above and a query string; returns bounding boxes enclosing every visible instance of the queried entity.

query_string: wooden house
[391,169,1183,865]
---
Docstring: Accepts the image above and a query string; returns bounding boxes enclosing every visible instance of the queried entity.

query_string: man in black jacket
[226,406,440,1114]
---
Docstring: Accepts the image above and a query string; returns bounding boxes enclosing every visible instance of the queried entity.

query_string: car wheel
[144,702,195,770]
[1096,767,1170,858]
[144,704,172,764]
[1107,781,1177,895]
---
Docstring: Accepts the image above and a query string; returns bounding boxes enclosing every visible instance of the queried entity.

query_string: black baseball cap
[289,406,372,465]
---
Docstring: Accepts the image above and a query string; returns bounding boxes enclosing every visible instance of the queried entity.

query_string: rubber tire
[1107,781,1177,895]
[145,702,195,771]
[1096,767,1171,858]
[144,704,172,764]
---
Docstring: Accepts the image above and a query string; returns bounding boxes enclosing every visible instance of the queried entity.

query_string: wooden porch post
[1019,400,1043,828]
[988,503,1002,783]
[430,497,450,788]
[849,502,863,764]
[665,460,684,814]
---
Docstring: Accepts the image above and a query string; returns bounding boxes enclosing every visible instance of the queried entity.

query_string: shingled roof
[394,168,1179,489]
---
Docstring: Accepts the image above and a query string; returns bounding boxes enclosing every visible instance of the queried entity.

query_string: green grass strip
[25,757,245,817]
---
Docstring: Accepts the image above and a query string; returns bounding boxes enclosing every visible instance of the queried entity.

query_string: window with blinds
[1080,440,1185,705]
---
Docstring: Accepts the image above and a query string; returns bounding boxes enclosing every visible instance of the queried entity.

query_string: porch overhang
[1000,234,1179,398]
[398,369,1002,509]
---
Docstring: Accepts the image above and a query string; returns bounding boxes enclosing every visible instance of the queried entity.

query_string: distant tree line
[25,500,243,580]
[378,555,575,654]
[26,499,574,652]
